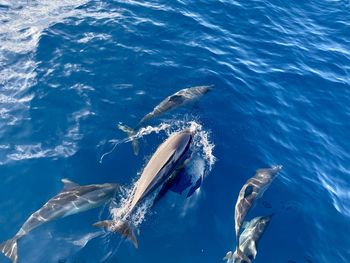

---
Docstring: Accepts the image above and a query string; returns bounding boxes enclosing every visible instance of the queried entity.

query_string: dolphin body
[94,129,194,248]
[224,215,272,263]
[234,166,282,261]
[0,179,120,263]
[118,85,212,155]
[138,85,212,125]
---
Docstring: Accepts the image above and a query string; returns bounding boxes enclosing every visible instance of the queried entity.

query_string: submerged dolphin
[224,215,272,263]
[234,166,282,260]
[94,129,194,248]
[0,179,120,263]
[118,85,212,155]
[139,85,212,124]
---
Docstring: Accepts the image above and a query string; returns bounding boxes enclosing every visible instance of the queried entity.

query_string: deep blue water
[0,0,350,262]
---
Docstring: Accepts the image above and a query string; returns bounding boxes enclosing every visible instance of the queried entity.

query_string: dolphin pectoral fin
[248,241,257,259]
[117,123,140,156]
[186,176,202,197]
[93,220,138,249]
[0,237,19,263]
[152,164,183,206]
[223,251,232,262]
[61,178,80,190]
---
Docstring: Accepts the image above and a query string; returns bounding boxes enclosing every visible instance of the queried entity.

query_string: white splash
[99,122,171,163]
[100,120,216,171]
[109,185,154,228]
[104,119,216,228]
[187,121,216,171]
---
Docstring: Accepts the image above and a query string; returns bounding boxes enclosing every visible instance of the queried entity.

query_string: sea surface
[0,0,349,262]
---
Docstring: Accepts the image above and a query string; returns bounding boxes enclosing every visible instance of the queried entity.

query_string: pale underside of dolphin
[0,179,120,263]
[224,215,272,263]
[118,85,212,155]
[94,129,194,248]
[234,166,282,260]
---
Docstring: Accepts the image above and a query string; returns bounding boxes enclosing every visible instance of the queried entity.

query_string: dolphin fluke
[117,123,140,156]
[93,220,138,248]
[0,237,19,263]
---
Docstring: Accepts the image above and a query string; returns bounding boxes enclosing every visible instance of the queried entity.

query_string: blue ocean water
[0,0,349,262]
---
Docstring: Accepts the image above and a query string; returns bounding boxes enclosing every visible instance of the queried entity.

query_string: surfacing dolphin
[118,85,212,155]
[224,215,272,263]
[0,179,120,263]
[234,165,282,261]
[93,129,194,248]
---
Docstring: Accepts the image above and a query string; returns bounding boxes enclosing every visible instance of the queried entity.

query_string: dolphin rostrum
[224,215,272,263]
[0,179,120,263]
[118,85,212,155]
[93,129,194,248]
[234,166,282,260]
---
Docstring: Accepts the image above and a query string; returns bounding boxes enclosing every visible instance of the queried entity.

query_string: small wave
[0,0,89,127]
[77,32,111,44]
[0,108,90,164]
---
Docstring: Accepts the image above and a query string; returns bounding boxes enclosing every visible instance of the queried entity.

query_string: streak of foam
[100,120,216,173]
[318,171,350,218]
[1,108,90,164]
[99,122,171,163]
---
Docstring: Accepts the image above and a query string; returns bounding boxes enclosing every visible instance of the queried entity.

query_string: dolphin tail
[0,237,19,263]
[139,112,154,125]
[93,220,138,249]
[117,123,139,156]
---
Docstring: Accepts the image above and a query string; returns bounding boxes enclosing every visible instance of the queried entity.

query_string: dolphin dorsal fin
[242,220,249,229]
[61,178,80,190]
[256,168,269,174]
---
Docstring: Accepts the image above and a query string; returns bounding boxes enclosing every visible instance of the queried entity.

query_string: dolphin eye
[244,184,254,198]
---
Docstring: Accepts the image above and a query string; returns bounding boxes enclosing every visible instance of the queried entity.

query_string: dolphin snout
[270,165,283,176]
[272,165,283,172]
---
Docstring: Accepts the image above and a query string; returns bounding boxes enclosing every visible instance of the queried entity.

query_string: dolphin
[234,166,282,260]
[138,85,213,125]
[224,215,272,263]
[118,85,212,155]
[93,129,194,248]
[0,179,120,263]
